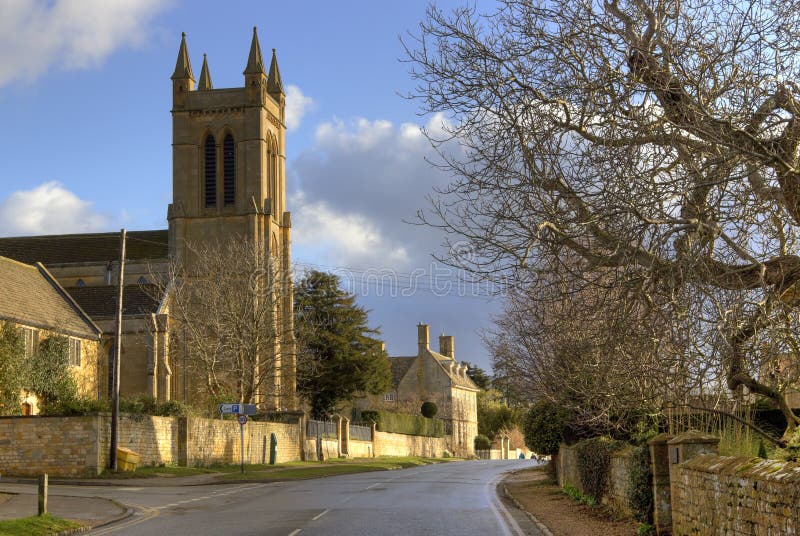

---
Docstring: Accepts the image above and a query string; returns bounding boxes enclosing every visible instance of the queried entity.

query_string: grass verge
[92,456,452,481]
[0,513,82,536]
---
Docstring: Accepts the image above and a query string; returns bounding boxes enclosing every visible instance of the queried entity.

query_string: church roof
[0,256,101,339]
[389,356,417,387]
[65,284,164,319]
[0,230,168,265]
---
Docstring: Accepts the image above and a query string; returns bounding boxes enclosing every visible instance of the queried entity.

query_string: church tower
[167,29,296,410]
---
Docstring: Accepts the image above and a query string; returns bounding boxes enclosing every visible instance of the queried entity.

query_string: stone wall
[184,418,301,466]
[556,443,634,515]
[374,431,445,458]
[348,439,373,458]
[303,438,340,461]
[556,444,582,491]
[0,414,302,476]
[672,454,800,534]
[0,415,103,477]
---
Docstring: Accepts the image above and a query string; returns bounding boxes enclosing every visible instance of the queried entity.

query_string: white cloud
[284,84,314,131]
[0,181,108,236]
[291,191,409,269]
[0,0,169,86]
[289,114,463,272]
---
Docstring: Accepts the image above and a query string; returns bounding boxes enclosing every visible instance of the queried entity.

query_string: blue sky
[0,0,502,372]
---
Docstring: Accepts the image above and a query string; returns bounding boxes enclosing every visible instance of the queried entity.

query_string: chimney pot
[438,335,455,359]
[417,323,430,352]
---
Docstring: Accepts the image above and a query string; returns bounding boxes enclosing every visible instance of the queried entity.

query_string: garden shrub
[627,445,653,524]
[361,409,443,437]
[421,401,438,418]
[523,399,570,455]
[46,396,110,416]
[474,434,491,450]
[120,395,192,417]
[575,436,624,502]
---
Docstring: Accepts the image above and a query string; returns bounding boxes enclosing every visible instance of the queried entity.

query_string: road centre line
[365,482,380,490]
[288,530,302,536]
[311,508,330,521]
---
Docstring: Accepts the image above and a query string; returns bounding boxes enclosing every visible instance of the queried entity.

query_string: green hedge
[362,410,444,437]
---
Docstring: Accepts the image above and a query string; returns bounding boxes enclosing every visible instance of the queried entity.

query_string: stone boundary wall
[348,439,373,458]
[0,414,302,476]
[556,443,634,515]
[672,454,800,534]
[0,415,103,477]
[556,444,581,491]
[303,438,340,461]
[374,431,444,458]
[185,418,301,467]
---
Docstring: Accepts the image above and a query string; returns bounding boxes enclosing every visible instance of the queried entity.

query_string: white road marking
[365,482,380,490]
[339,495,354,503]
[486,473,526,536]
[311,508,330,521]
[288,530,302,536]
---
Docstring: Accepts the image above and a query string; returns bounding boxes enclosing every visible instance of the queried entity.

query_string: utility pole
[110,228,126,471]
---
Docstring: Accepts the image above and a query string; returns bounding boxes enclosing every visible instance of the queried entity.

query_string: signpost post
[237,414,247,474]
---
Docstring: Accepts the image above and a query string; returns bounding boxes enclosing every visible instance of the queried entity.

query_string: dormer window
[204,134,217,208]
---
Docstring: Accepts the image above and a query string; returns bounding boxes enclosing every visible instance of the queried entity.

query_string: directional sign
[218,403,257,415]
[237,414,248,426]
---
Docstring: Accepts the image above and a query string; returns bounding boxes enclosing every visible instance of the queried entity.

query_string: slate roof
[0,256,101,339]
[65,284,164,319]
[389,356,417,388]
[427,349,480,390]
[0,230,168,265]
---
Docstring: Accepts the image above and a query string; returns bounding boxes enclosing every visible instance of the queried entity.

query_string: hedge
[361,410,444,437]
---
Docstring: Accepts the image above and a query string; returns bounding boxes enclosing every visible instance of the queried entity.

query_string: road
[6,459,543,535]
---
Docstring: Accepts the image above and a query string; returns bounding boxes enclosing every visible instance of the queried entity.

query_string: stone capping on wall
[672,454,800,534]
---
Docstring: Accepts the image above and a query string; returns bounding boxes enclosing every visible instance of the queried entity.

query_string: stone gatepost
[667,430,719,532]
[648,433,674,535]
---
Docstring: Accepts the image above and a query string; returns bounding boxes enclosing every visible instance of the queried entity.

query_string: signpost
[237,414,247,474]
[218,403,257,416]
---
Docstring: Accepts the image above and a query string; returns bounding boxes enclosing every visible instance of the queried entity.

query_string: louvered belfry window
[204,135,217,207]
[223,134,235,206]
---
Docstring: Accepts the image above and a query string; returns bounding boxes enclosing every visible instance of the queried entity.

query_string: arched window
[223,134,235,206]
[76,278,86,288]
[21,402,32,416]
[137,276,148,284]
[204,134,217,208]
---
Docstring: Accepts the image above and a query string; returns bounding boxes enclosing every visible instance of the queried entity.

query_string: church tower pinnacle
[171,32,195,106]
[197,54,213,91]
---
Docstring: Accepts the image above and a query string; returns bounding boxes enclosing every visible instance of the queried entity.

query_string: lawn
[0,514,81,536]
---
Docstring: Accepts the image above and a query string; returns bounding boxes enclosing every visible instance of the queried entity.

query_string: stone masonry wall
[185,417,301,466]
[348,439,373,458]
[672,454,800,534]
[557,443,634,515]
[0,415,102,477]
[374,431,445,458]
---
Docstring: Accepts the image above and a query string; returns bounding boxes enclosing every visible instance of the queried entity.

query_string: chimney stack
[417,323,429,352]
[439,335,455,359]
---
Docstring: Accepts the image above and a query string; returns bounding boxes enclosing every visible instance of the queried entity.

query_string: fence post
[667,431,719,533]
[38,473,48,515]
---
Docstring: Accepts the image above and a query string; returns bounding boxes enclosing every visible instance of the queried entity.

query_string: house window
[223,133,235,206]
[69,338,82,366]
[204,134,217,207]
[384,392,395,402]
[23,328,38,357]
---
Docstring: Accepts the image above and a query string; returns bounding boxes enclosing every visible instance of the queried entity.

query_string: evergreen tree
[294,270,391,418]
[462,361,491,390]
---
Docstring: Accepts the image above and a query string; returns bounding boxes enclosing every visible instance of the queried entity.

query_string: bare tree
[158,237,294,409]
[409,0,800,441]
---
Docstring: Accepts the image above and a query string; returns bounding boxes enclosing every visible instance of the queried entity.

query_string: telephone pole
[110,228,126,470]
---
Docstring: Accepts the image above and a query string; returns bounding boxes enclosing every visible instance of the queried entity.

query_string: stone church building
[0,29,296,411]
